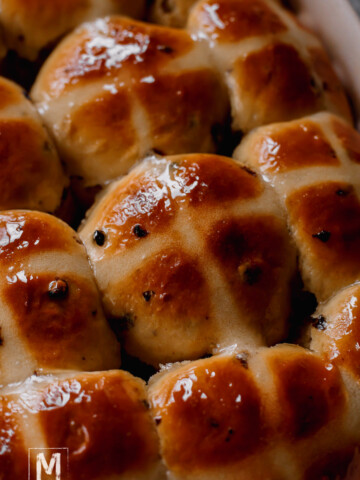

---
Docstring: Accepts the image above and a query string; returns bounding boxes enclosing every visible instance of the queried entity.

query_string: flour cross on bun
[0,0,359,478]
[0,370,163,480]
[188,0,352,132]
[234,112,360,301]
[31,16,229,197]
[0,210,120,385]
[79,153,296,366]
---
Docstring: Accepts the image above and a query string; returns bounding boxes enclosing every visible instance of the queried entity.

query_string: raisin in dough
[31,17,229,193]
[0,0,146,60]
[188,0,352,132]
[79,153,296,366]
[0,210,120,385]
[234,112,360,302]
[309,282,360,381]
[0,76,68,212]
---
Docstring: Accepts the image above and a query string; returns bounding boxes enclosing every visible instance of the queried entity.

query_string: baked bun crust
[0,0,146,60]
[31,17,229,190]
[0,76,68,212]
[188,0,352,132]
[234,112,360,302]
[0,370,163,480]
[0,2,358,478]
[149,344,357,480]
[309,282,360,380]
[0,210,120,385]
[79,153,296,366]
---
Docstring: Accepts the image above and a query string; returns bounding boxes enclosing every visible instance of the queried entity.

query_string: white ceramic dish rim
[293,0,360,128]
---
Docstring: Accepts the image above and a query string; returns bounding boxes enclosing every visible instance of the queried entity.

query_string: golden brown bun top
[0,370,163,480]
[0,210,120,385]
[149,345,351,479]
[0,0,146,59]
[188,0,352,130]
[32,16,196,98]
[84,154,265,257]
[235,113,360,177]
[31,17,228,187]
[0,77,68,212]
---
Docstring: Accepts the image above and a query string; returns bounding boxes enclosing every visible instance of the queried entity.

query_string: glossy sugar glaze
[0,1,359,479]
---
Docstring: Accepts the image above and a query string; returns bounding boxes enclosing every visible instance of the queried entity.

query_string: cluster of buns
[0,0,360,479]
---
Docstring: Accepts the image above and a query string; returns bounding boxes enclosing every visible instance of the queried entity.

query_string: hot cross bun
[31,17,229,198]
[0,210,120,385]
[188,0,352,132]
[79,153,296,366]
[234,112,360,301]
[0,77,67,212]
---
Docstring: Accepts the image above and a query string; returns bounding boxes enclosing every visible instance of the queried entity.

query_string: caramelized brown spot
[3,272,102,368]
[150,356,266,471]
[286,182,360,294]
[95,168,177,255]
[172,154,263,206]
[194,0,286,42]
[114,249,210,326]
[253,122,340,174]
[208,216,290,340]
[0,119,61,210]
[135,69,227,155]
[332,118,360,164]
[268,350,346,439]
[67,89,137,171]
[39,372,159,477]
[106,247,214,364]
[97,153,257,255]
[0,212,76,265]
[234,43,319,126]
